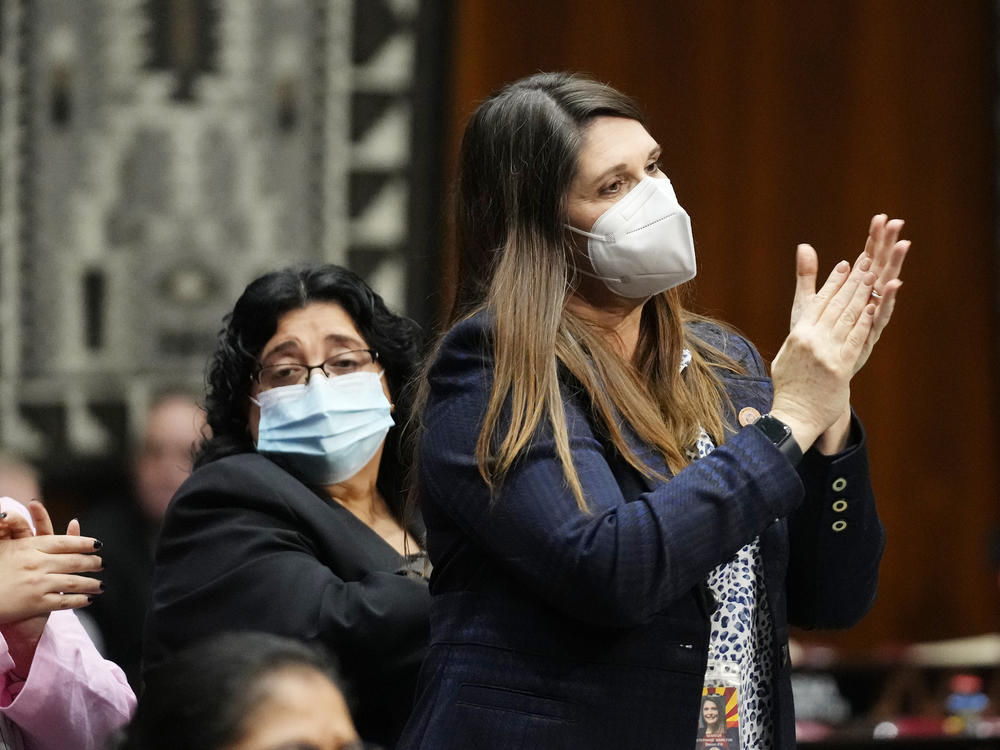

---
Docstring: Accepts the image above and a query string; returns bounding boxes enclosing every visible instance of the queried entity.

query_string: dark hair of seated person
[196,263,421,526]
[121,631,367,750]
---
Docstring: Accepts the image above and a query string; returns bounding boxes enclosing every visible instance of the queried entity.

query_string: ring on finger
[870,290,883,299]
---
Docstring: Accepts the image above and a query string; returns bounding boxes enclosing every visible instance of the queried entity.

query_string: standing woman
[144,265,430,749]
[399,72,908,750]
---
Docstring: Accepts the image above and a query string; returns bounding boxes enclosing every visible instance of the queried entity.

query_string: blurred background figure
[122,631,364,750]
[0,453,41,506]
[81,390,205,689]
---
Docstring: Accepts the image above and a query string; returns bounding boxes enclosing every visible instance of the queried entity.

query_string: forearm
[0,617,47,681]
[812,405,852,455]
[423,417,805,627]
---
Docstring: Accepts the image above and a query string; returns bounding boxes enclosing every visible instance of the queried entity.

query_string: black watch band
[754,414,804,467]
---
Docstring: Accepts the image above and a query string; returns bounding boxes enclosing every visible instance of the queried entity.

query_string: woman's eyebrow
[588,161,628,188]
[586,145,663,188]
[260,340,302,362]
[326,333,366,349]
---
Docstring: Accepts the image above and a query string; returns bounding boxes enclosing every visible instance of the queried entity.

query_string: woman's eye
[645,160,662,174]
[328,357,360,371]
[601,179,623,195]
[260,364,305,386]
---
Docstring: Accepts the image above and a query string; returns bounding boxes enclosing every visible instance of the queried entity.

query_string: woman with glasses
[144,265,430,750]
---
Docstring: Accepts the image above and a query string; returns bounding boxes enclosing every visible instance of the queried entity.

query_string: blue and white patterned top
[681,349,774,749]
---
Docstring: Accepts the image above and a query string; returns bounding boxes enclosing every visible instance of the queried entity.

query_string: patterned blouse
[681,349,774,749]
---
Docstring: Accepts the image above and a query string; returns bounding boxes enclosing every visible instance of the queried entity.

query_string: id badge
[697,660,741,750]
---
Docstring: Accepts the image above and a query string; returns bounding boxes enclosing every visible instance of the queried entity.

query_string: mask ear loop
[573,266,623,284]
[374,368,394,412]
[564,224,607,242]
[563,225,624,286]
[563,225,624,285]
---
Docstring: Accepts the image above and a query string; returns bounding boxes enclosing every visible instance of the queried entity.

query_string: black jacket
[144,453,431,748]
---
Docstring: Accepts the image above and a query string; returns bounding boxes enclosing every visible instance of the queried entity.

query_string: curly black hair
[197,264,421,522]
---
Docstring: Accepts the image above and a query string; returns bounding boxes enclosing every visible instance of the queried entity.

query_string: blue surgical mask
[253,371,394,485]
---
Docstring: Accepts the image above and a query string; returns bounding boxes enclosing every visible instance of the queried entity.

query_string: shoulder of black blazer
[163,451,411,577]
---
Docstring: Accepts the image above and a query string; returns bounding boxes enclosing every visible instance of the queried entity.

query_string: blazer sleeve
[785,418,885,629]
[144,458,429,671]
[420,319,810,628]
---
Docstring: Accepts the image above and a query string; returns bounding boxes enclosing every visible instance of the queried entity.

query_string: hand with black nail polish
[0,499,105,674]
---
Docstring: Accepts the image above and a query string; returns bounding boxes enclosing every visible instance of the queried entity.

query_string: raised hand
[775,215,909,454]
[0,501,104,625]
[789,215,909,374]
[0,500,104,678]
[0,509,34,541]
[853,214,909,374]
[770,248,877,452]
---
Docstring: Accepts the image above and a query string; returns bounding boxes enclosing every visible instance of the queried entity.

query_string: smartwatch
[753,414,803,467]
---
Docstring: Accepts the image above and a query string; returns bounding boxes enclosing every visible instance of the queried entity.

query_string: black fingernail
[0,512,6,519]
[99,582,106,591]
[93,539,103,550]
[87,595,96,602]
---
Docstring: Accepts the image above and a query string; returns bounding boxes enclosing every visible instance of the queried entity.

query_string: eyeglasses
[254,349,379,390]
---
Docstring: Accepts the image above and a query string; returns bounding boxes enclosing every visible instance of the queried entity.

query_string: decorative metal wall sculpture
[0,0,445,464]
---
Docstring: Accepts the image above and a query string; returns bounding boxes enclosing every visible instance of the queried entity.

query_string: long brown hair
[422,72,740,511]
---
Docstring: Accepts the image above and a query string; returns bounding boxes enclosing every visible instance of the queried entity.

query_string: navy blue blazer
[398,314,884,750]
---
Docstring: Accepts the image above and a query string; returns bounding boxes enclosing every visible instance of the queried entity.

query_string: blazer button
[738,407,761,426]
[832,499,848,513]
[832,477,847,492]
[832,519,848,532]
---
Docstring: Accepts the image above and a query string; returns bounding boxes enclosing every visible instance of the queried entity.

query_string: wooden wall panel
[443,0,999,649]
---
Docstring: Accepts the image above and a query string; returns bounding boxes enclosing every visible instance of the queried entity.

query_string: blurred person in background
[0,496,135,750]
[122,631,364,750]
[0,453,41,507]
[81,389,205,689]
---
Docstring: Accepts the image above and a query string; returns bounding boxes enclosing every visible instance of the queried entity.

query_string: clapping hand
[0,501,104,677]
[790,214,910,375]
[771,215,910,454]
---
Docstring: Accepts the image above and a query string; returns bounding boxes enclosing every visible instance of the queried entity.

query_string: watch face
[757,415,790,445]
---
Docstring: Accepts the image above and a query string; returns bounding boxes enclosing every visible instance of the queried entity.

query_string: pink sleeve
[0,611,136,750]
[0,498,136,750]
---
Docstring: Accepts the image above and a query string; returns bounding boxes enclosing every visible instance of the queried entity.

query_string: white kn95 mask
[566,176,697,299]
